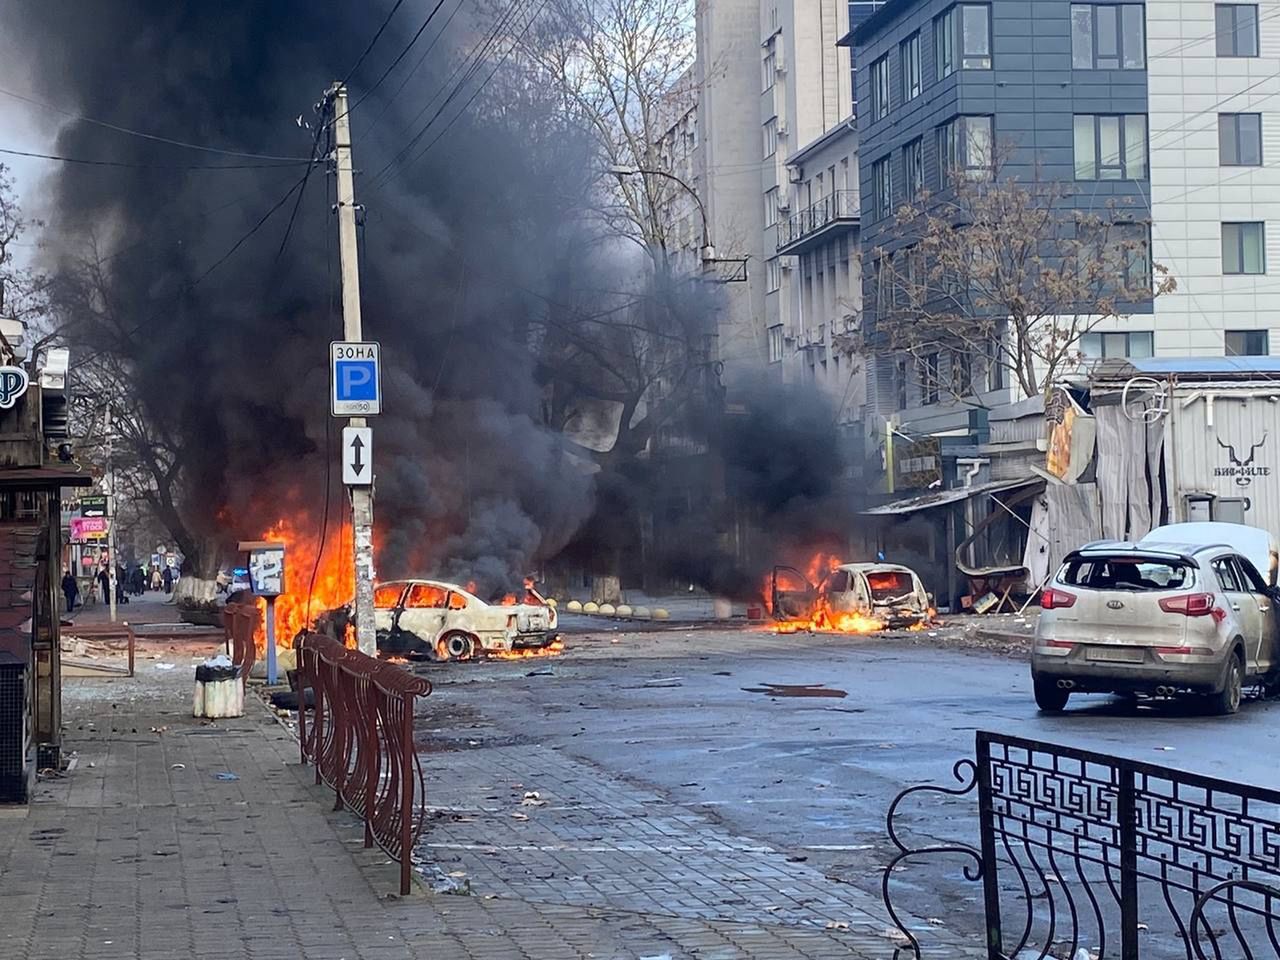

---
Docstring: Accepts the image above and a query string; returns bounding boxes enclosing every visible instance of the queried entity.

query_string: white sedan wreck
[374,579,559,661]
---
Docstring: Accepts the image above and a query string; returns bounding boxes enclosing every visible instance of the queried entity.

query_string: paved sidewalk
[0,658,964,959]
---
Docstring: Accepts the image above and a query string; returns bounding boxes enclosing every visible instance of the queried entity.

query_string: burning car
[374,578,558,661]
[770,561,931,632]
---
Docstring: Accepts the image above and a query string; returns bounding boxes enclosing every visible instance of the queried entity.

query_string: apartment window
[904,137,924,199]
[1080,331,1154,359]
[1071,4,1145,69]
[765,188,780,227]
[763,118,778,158]
[935,7,956,79]
[762,39,777,91]
[937,115,993,186]
[766,257,782,293]
[934,4,991,77]
[870,54,891,120]
[986,336,1006,390]
[952,351,973,394]
[1227,329,1269,355]
[900,32,922,102]
[1216,4,1259,57]
[1073,114,1147,180]
[919,353,941,404]
[768,324,785,362]
[1220,113,1263,166]
[1119,223,1153,291]
[872,155,893,221]
[1223,222,1266,274]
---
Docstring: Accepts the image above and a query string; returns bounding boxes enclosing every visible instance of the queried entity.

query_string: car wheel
[1210,653,1244,716]
[1034,677,1070,713]
[437,632,475,662]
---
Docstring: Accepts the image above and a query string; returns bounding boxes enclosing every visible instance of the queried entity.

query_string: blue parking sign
[330,341,382,415]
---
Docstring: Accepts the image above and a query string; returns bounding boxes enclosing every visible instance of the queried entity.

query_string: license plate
[1086,647,1145,664]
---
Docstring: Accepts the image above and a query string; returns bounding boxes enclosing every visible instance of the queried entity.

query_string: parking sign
[331,341,382,416]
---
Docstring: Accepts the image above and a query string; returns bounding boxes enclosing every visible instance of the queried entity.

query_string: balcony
[776,190,860,255]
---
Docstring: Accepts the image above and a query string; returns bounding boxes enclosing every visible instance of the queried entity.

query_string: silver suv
[1032,540,1279,714]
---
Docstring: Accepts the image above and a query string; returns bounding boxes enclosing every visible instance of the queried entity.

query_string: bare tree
[48,247,221,576]
[0,164,47,335]
[867,153,1176,402]
[520,0,698,260]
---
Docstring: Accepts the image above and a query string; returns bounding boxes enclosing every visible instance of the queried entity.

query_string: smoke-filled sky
[1,0,606,591]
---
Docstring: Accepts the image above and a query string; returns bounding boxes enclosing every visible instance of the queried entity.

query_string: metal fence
[883,731,1280,960]
[296,633,432,895]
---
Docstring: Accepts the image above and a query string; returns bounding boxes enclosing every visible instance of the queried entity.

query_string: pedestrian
[97,568,110,603]
[162,565,173,594]
[151,566,162,591]
[131,566,145,596]
[61,570,78,612]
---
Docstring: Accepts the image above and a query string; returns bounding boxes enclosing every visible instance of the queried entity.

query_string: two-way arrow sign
[342,426,373,486]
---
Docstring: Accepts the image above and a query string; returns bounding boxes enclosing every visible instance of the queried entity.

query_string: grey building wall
[850,0,1155,433]
[852,0,1152,290]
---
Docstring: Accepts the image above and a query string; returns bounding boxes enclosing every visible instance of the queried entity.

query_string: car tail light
[1041,588,1076,610]
[1158,593,1219,617]
[1156,645,1216,656]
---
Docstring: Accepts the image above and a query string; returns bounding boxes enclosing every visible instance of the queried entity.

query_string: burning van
[374,579,558,661]
[770,562,931,632]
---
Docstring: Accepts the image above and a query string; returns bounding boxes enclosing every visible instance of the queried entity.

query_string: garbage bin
[193,655,243,719]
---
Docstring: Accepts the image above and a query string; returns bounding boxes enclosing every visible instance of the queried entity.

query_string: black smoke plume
[10,1,600,594]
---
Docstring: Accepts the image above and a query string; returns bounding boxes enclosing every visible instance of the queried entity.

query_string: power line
[367,0,537,192]
[332,0,456,130]
[338,0,410,87]
[361,0,469,141]
[0,85,314,162]
[0,145,315,170]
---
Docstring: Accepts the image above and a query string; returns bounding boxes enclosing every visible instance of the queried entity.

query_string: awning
[861,477,1044,516]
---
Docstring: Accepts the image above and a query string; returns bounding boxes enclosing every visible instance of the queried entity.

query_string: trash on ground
[741,683,848,699]
[155,662,176,670]
[643,677,683,688]
[212,771,240,782]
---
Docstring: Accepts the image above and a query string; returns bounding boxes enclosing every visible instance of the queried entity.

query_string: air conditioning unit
[781,258,794,271]
[776,120,788,137]
[788,166,803,183]
[775,46,786,73]
[776,198,790,212]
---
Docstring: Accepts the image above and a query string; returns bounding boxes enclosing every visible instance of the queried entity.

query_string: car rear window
[1061,557,1192,591]
[374,583,403,608]
[866,571,916,600]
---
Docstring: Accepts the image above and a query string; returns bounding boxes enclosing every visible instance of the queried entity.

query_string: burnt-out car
[375,579,558,661]
[771,562,931,629]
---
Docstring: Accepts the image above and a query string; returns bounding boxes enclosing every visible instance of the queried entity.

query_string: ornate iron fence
[296,633,432,894]
[883,731,1280,959]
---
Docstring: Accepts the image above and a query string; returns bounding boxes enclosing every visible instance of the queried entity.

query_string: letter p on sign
[330,341,382,416]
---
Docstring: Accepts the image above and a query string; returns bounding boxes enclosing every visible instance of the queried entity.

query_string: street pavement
[1,630,976,960]
[415,618,1280,951]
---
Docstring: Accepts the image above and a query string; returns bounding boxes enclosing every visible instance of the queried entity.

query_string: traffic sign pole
[330,84,377,657]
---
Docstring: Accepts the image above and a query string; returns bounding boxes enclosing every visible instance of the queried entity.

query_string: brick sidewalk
[0,661,969,959]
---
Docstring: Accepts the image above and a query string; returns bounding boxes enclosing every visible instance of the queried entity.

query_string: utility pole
[329,83,376,656]
[105,403,117,623]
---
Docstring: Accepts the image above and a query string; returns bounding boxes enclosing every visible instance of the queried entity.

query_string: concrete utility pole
[105,403,117,623]
[330,84,376,656]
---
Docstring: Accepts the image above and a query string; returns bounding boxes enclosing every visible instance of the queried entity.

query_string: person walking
[61,570,78,612]
[162,565,173,594]
[97,568,110,605]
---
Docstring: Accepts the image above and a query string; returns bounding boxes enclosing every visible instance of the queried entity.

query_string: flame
[491,638,566,660]
[762,551,930,636]
[252,514,355,653]
[498,594,518,606]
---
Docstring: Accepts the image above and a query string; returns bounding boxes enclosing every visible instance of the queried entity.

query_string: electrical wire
[0,85,314,161]
[0,145,315,170]
[331,0,456,130]
[394,0,548,177]
[361,0,469,141]
[272,119,329,265]
[338,0,410,87]
[365,0,532,189]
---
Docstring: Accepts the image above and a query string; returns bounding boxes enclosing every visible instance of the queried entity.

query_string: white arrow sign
[342,426,373,486]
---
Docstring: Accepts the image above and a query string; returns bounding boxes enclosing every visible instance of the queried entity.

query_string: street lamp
[607,164,716,265]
